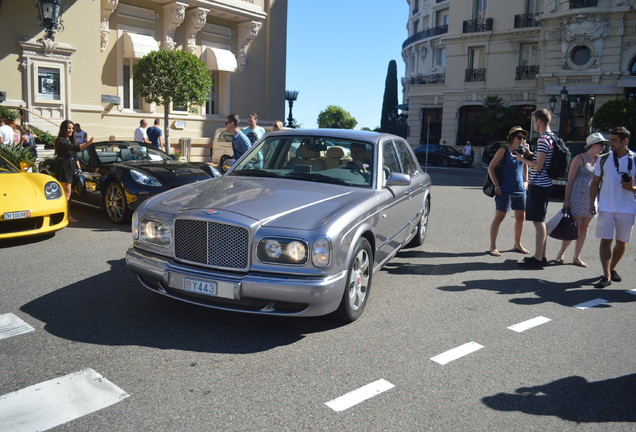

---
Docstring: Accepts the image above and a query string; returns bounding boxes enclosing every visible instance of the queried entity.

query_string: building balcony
[409,73,446,85]
[402,24,449,49]
[463,18,493,33]
[436,0,447,3]
[514,13,540,28]
[570,0,597,8]
[515,65,539,80]
[465,68,486,82]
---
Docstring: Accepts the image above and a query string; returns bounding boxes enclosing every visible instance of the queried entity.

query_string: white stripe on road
[325,379,394,412]
[574,298,609,309]
[0,368,129,432]
[430,342,484,365]
[508,316,551,333]
[627,289,636,296]
[0,313,35,341]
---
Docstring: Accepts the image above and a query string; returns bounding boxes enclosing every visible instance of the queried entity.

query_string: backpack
[543,132,570,179]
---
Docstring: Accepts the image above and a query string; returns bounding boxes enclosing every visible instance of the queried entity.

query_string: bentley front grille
[174,219,250,270]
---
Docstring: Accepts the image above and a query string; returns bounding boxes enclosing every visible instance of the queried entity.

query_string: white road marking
[508,316,551,333]
[627,289,636,296]
[0,368,129,432]
[0,313,35,341]
[430,342,484,365]
[325,379,394,412]
[574,298,609,309]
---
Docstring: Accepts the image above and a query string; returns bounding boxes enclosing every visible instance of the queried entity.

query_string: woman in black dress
[54,119,94,222]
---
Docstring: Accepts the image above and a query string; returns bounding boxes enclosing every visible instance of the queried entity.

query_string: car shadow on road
[20,259,343,354]
[437,276,636,308]
[383,258,520,276]
[482,373,636,423]
[67,204,132,233]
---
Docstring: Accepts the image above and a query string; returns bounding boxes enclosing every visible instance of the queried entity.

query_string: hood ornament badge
[203,210,220,215]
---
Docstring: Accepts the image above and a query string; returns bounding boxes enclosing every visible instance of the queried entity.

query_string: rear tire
[103,182,130,224]
[406,196,430,248]
[335,238,373,322]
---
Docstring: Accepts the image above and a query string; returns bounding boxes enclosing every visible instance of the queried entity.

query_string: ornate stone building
[402,0,636,158]
[0,0,287,161]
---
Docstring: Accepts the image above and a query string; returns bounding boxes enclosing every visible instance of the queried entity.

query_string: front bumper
[125,247,348,317]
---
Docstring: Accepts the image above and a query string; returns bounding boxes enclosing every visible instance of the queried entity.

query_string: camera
[620,172,632,183]
[511,146,526,156]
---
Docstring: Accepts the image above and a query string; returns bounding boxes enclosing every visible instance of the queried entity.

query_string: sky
[286,1,408,130]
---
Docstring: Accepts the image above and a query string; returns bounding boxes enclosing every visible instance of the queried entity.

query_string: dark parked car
[126,129,432,322]
[552,141,599,192]
[40,141,220,223]
[481,141,502,165]
[414,144,470,167]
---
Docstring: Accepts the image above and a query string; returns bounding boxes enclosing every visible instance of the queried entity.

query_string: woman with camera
[555,133,607,267]
[487,126,529,256]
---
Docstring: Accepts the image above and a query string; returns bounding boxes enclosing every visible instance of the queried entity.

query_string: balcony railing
[515,65,540,80]
[514,13,540,28]
[402,24,449,49]
[436,0,447,3]
[409,73,446,85]
[463,18,493,33]
[465,68,486,82]
[570,0,597,8]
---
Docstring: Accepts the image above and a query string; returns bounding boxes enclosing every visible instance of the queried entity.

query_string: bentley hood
[145,176,374,230]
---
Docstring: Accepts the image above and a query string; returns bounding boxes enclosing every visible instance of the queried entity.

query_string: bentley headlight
[131,211,139,240]
[312,237,331,267]
[44,181,63,200]
[257,238,308,264]
[131,169,162,187]
[140,219,171,246]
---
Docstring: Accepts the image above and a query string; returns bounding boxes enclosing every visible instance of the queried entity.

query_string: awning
[122,32,159,59]
[201,47,237,72]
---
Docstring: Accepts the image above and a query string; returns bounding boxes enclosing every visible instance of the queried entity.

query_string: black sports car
[40,141,220,223]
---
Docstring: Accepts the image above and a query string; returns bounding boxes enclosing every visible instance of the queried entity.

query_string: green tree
[466,96,532,143]
[592,98,636,136]
[380,60,398,133]
[134,49,212,153]
[317,105,357,129]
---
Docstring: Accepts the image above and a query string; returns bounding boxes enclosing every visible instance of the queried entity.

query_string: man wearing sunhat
[589,127,636,288]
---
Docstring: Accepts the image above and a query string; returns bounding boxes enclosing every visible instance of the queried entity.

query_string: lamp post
[34,0,66,41]
[285,90,299,128]
[548,86,568,137]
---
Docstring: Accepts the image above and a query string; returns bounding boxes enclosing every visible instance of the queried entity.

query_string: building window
[520,43,538,67]
[571,46,591,66]
[37,67,61,101]
[205,73,217,115]
[466,47,486,82]
[526,0,541,13]
[436,47,446,66]
[436,10,449,27]
[629,57,636,75]
[474,0,487,19]
[123,59,140,110]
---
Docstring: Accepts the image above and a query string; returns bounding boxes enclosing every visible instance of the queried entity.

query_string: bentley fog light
[44,181,63,199]
[312,237,331,267]
[140,219,172,246]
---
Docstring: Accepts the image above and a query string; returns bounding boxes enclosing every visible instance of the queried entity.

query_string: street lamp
[33,0,66,41]
[548,86,569,136]
[285,90,299,128]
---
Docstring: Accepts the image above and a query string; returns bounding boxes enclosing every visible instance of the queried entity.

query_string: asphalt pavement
[1,166,634,431]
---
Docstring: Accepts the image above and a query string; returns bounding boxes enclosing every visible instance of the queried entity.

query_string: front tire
[103,182,130,224]
[335,238,373,322]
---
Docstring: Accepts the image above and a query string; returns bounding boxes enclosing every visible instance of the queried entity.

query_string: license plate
[3,210,31,220]
[184,278,217,297]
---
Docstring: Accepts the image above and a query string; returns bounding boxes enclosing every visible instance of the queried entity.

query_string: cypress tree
[380,60,398,133]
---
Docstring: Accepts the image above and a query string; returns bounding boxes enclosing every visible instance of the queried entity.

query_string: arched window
[630,57,636,75]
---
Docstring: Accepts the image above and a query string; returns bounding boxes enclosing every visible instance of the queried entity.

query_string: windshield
[229,136,375,188]
[0,155,19,173]
[91,142,172,164]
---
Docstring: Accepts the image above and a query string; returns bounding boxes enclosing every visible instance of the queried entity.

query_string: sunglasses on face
[515,135,527,140]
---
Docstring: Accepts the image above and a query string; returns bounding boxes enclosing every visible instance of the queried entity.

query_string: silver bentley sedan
[125,129,432,322]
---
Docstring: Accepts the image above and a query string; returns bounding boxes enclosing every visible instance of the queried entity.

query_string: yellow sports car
[0,154,68,240]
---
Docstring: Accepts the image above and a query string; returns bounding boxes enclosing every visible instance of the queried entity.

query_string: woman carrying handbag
[487,126,530,256]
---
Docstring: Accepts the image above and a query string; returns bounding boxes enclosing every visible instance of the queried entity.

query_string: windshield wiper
[284,172,350,185]
[230,169,283,178]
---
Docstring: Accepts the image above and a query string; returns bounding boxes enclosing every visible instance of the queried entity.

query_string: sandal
[68,216,80,223]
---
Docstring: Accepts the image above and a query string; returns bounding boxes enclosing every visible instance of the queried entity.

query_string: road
[1,167,635,431]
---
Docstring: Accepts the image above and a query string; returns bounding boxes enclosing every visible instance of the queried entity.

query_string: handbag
[549,209,578,241]
[546,209,564,235]
[483,161,503,197]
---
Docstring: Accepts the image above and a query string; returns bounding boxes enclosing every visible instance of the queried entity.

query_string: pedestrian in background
[146,118,164,150]
[515,109,556,268]
[19,125,38,158]
[271,120,284,132]
[0,117,14,145]
[134,119,151,144]
[487,127,529,257]
[73,123,87,144]
[463,140,474,166]
[555,132,607,268]
[54,119,94,223]
[225,114,251,160]
[589,126,636,288]
[242,112,266,144]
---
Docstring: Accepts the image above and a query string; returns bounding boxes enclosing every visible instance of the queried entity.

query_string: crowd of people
[487,109,636,288]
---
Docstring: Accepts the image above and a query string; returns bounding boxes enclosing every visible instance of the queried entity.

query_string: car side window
[382,141,402,181]
[395,140,420,176]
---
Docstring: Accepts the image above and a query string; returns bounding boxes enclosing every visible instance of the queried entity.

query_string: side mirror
[386,172,410,186]
[222,158,236,172]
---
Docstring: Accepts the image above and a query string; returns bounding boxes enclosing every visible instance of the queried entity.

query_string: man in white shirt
[589,126,636,288]
[134,119,150,144]
[0,117,14,145]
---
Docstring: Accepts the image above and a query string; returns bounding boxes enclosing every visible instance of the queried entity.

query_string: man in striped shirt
[514,108,555,268]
